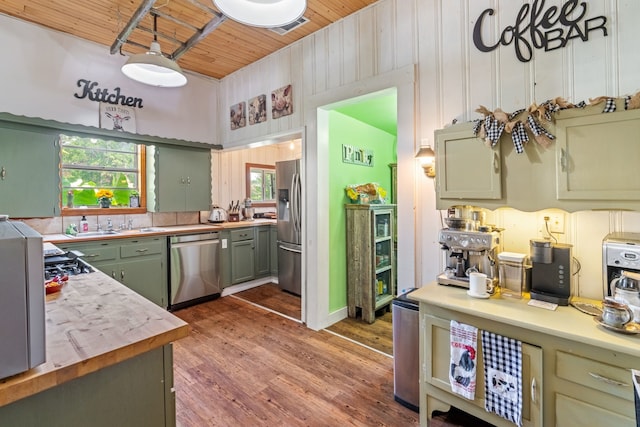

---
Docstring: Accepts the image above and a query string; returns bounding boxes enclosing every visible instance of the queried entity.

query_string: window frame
[60,137,147,216]
[245,163,276,207]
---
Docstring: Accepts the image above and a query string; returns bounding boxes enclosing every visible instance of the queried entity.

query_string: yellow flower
[378,187,387,198]
[96,189,114,200]
[346,187,358,200]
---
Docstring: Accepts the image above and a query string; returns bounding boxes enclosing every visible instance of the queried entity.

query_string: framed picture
[99,103,136,132]
[230,102,246,130]
[248,94,267,125]
[272,84,292,119]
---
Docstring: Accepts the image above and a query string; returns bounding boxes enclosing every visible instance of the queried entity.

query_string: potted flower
[96,189,114,208]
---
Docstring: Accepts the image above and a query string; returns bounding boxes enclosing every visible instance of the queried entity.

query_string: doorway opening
[321,88,398,354]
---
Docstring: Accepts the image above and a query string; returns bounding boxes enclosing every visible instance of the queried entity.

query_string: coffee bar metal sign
[473,0,607,63]
[342,144,374,167]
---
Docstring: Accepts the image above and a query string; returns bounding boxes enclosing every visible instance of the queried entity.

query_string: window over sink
[60,134,146,215]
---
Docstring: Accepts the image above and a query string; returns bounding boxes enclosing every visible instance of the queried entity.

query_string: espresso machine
[529,240,573,305]
[437,229,500,289]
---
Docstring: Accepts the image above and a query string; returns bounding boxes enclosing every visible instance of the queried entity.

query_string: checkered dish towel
[481,331,523,426]
[449,320,478,400]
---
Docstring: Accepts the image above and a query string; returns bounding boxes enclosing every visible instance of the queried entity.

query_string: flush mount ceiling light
[121,15,187,88]
[213,0,306,28]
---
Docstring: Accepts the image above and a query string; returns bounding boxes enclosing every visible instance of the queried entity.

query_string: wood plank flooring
[233,283,394,356]
[233,283,302,320]
[171,296,418,427]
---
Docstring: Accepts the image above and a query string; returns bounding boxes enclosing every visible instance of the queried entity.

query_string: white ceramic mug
[469,272,488,296]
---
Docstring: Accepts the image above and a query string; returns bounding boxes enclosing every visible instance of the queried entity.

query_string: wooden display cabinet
[345,204,396,324]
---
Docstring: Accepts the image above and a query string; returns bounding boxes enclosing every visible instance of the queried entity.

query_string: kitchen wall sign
[272,84,293,119]
[230,101,246,130]
[99,103,137,133]
[342,144,373,167]
[473,0,608,63]
[74,79,144,108]
[248,94,267,125]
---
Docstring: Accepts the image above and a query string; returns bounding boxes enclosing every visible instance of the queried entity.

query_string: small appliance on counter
[529,239,573,306]
[602,232,640,322]
[437,228,500,290]
[0,218,46,380]
[208,205,227,223]
[241,198,255,221]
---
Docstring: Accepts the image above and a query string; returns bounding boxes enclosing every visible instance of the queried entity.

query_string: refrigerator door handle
[279,244,302,254]
[292,172,301,234]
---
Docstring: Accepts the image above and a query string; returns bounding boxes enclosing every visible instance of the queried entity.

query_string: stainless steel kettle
[208,205,227,223]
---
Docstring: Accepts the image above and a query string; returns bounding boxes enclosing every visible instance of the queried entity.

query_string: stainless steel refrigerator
[276,159,302,295]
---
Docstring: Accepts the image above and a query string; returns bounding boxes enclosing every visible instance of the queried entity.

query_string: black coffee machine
[529,240,573,305]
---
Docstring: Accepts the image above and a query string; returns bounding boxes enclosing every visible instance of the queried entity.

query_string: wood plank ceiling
[0,0,379,80]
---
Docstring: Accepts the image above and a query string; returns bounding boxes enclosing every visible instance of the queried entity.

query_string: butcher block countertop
[43,219,276,244]
[0,272,189,408]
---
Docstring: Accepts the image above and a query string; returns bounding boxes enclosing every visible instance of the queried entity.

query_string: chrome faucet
[106,218,113,231]
[127,218,134,230]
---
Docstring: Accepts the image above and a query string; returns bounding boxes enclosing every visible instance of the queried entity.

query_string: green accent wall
[328,111,397,313]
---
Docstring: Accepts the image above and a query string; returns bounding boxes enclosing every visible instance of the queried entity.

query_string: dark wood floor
[172,296,418,426]
[233,283,302,320]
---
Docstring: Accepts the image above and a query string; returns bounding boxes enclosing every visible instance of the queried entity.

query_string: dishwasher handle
[171,239,220,250]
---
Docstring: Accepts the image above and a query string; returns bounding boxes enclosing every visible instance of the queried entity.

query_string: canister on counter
[498,252,530,298]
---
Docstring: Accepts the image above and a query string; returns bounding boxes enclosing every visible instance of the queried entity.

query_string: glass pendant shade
[121,41,187,88]
[213,0,306,28]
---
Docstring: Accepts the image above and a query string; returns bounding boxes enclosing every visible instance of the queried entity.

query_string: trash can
[392,288,419,412]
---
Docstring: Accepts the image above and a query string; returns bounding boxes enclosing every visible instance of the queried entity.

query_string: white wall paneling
[0,14,219,144]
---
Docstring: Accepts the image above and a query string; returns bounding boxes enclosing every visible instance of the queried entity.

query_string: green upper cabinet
[148,145,211,212]
[435,123,502,204]
[0,126,59,217]
[555,107,640,201]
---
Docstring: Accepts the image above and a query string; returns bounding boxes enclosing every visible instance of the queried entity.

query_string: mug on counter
[469,272,490,297]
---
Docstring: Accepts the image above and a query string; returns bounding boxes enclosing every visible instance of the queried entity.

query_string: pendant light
[213,0,306,28]
[121,14,187,88]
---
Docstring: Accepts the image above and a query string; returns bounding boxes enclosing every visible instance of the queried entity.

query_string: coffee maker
[529,239,573,305]
[437,229,500,289]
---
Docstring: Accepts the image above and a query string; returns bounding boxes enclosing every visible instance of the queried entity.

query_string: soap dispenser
[80,215,89,232]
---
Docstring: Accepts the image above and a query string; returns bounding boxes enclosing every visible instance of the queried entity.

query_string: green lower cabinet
[59,237,168,308]
[220,225,276,289]
[270,225,278,275]
[231,239,255,284]
[255,226,270,277]
[0,345,176,427]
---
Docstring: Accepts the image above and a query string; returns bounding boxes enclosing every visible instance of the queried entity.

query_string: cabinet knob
[0,166,5,180]
[120,270,125,280]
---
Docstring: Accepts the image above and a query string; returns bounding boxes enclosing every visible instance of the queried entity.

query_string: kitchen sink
[138,227,165,232]
[70,230,120,237]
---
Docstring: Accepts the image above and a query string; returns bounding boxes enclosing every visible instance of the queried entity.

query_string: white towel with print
[449,320,478,400]
[482,330,523,426]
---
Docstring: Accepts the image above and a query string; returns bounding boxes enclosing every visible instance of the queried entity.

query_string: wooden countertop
[0,272,189,408]
[44,220,276,244]
[409,282,640,358]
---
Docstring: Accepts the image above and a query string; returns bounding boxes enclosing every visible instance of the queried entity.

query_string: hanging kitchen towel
[481,330,523,426]
[632,370,640,427]
[449,320,478,400]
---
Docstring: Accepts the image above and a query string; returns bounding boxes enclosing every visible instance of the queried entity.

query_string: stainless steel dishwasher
[168,232,221,311]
